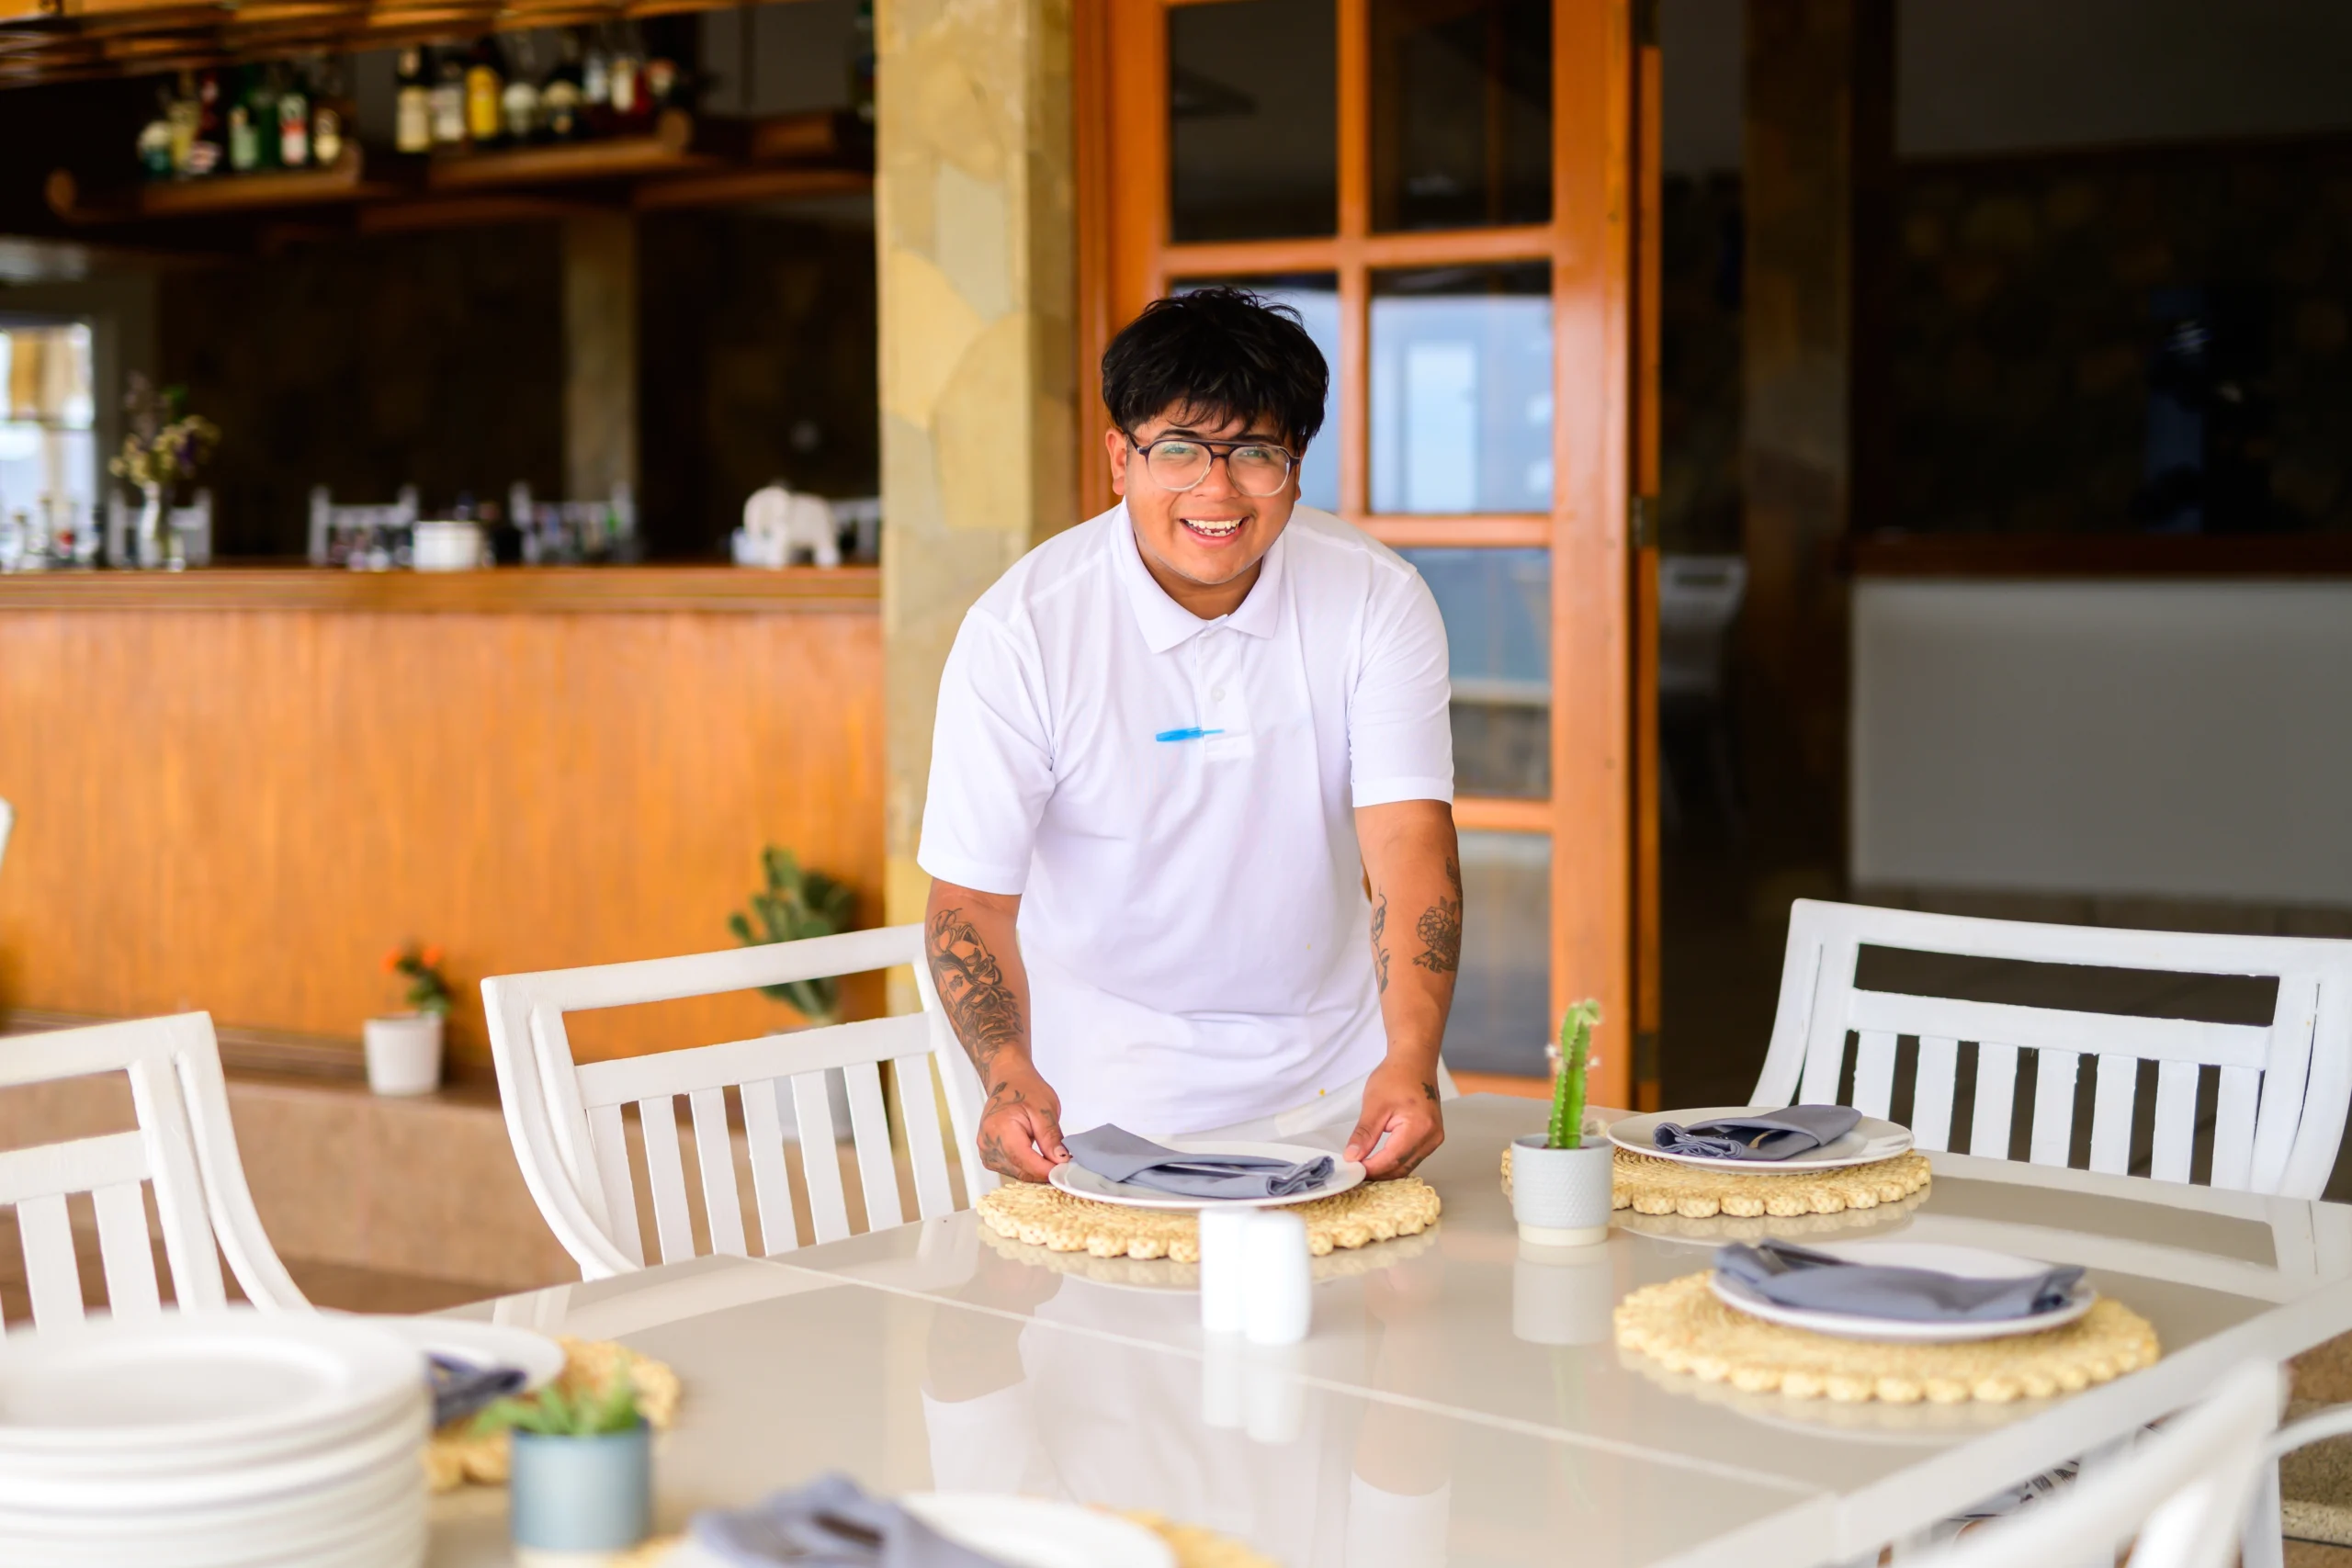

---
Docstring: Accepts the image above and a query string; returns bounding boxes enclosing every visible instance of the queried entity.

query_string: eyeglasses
[1125,433,1297,497]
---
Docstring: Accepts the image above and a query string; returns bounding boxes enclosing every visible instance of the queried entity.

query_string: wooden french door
[1075,0,1660,1106]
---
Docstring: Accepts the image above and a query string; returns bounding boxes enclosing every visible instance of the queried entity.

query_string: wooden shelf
[0,564,882,615]
[43,109,868,232]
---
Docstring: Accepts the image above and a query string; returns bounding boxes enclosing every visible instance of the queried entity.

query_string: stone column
[562,212,639,505]
[1741,0,1893,862]
[876,0,1078,1007]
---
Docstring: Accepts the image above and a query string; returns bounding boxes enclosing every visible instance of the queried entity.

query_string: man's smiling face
[1106,406,1302,605]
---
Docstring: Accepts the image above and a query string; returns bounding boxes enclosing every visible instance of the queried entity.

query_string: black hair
[1100,287,1329,449]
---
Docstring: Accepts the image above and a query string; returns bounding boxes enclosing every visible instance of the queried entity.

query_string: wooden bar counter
[0,567,883,1080]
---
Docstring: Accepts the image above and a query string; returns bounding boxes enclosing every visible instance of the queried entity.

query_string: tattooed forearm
[1369,889,1391,993]
[1411,855,1463,975]
[927,908,1024,1073]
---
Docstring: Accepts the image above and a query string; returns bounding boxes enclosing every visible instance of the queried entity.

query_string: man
[919,288,1461,1182]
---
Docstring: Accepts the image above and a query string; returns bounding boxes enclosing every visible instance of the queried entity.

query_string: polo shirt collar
[1114,502,1291,654]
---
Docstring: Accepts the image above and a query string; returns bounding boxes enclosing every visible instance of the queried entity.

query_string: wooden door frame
[1073,0,1651,1108]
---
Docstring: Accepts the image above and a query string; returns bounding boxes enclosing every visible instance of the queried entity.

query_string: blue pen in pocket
[1154,727,1227,743]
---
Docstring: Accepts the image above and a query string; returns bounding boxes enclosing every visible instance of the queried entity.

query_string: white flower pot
[364,1012,444,1096]
[1510,1134,1614,1247]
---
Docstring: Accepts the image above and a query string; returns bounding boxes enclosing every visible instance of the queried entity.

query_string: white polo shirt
[917,502,1454,1136]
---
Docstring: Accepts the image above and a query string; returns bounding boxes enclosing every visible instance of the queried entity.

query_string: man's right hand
[978,1060,1069,1183]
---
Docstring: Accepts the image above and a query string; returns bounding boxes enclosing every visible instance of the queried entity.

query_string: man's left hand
[1344,1058,1445,1178]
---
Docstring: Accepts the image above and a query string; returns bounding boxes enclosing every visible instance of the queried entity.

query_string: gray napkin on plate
[1653,1104,1862,1161]
[425,1353,526,1428]
[692,1472,1006,1566]
[1064,1124,1333,1199]
[1715,1239,2086,1322]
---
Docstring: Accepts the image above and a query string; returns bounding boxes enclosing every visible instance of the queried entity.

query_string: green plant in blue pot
[476,1368,651,1558]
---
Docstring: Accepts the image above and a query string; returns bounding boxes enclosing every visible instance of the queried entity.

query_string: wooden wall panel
[0,597,884,1080]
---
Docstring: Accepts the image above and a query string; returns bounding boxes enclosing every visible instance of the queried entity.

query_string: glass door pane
[1371,0,1552,232]
[1371,263,1553,513]
[1169,0,1339,242]
[1443,829,1552,1075]
[1398,546,1550,797]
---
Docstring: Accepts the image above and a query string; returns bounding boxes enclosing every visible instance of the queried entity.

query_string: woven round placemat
[626,1508,1280,1567]
[1500,1144,1932,1218]
[975,1177,1442,1261]
[426,1336,682,1493]
[1614,1271,2160,1404]
[1611,1185,1928,1245]
[980,1215,1438,1288]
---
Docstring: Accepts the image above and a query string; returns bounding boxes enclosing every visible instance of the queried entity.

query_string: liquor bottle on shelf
[166,72,198,175]
[499,33,541,145]
[850,0,874,126]
[464,35,504,148]
[277,62,310,168]
[430,45,468,150]
[644,55,679,114]
[310,55,345,167]
[139,87,175,179]
[244,65,278,171]
[541,28,584,141]
[395,46,432,153]
[226,67,260,174]
[187,70,224,177]
[607,21,645,131]
[582,28,612,134]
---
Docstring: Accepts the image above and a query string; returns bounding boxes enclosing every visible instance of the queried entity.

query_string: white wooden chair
[0,1012,308,1329]
[482,924,996,1280]
[1755,900,2352,1197]
[1905,1361,2278,1568]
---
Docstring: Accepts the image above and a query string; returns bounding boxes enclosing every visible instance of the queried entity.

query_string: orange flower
[419,945,444,970]
[381,948,401,974]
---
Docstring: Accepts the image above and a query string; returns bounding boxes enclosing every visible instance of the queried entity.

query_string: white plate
[1708,1241,2096,1343]
[1611,1106,1915,1173]
[903,1494,1178,1568]
[0,1311,422,1460]
[1048,1140,1365,1211]
[358,1315,565,1393]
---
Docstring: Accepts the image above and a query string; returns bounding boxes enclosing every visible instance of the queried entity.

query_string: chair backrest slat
[2152,1058,2201,1183]
[1753,899,2352,1197]
[17,1191,83,1329]
[1910,1036,1960,1151]
[2087,1051,2138,1175]
[740,1078,798,1255]
[2029,1048,2080,1166]
[485,926,978,1279]
[791,1071,851,1244]
[584,1100,644,1267]
[636,1096,696,1265]
[842,1061,903,1232]
[1850,1030,1897,1118]
[0,1014,303,1329]
[893,1055,956,1221]
[687,1088,748,1258]
[91,1180,161,1324]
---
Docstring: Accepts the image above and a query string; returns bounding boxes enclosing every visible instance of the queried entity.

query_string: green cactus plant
[1547,999,1604,1149]
[727,846,856,1025]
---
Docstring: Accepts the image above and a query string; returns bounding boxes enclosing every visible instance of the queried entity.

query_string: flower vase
[135,481,164,570]
[363,1012,443,1096]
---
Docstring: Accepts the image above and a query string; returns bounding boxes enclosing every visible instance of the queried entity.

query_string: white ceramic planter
[1510,1134,1614,1247]
[364,1012,444,1096]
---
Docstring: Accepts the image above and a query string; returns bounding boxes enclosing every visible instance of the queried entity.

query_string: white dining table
[424,1094,2352,1567]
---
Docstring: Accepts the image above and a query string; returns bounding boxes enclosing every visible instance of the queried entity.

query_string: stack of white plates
[0,1308,430,1568]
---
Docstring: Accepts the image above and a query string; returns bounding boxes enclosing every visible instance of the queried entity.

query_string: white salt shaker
[1240,1210,1312,1345]
[1197,1207,1252,1335]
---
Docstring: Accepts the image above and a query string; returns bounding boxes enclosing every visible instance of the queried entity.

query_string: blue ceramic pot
[510,1420,652,1552]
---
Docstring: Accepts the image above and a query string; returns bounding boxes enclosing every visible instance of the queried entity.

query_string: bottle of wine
[464,35,504,147]
[430,45,468,149]
[246,64,278,170]
[541,28,584,141]
[395,46,432,154]
[607,21,644,130]
[582,26,612,135]
[138,86,175,180]
[277,60,311,169]
[226,65,260,174]
[499,32,541,144]
[187,70,225,177]
[166,72,198,176]
[310,55,345,167]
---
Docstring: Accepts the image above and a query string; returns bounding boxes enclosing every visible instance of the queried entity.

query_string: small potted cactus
[1511,999,1613,1246]
[478,1370,652,1558]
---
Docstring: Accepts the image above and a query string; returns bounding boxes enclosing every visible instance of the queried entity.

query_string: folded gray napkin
[425,1353,526,1428]
[1064,1124,1333,1199]
[1653,1104,1862,1161]
[691,1472,1006,1566]
[1714,1240,2086,1322]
